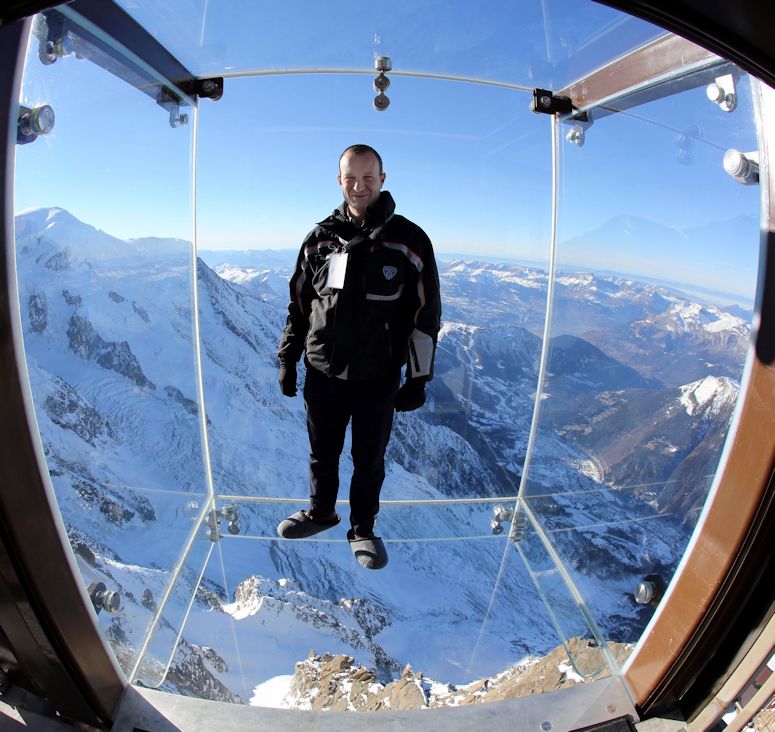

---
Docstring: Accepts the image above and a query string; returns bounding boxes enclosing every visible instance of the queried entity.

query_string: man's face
[338,152,386,220]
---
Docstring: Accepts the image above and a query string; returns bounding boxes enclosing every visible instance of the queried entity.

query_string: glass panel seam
[514,116,560,507]
[514,541,591,679]
[128,497,214,683]
[215,494,519,505]
[520,500,634,702]
[189,105,216,501]
[151,540,215,687]
[215,67,533,92]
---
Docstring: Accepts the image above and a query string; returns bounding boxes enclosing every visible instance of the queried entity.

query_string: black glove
[278,363,297,397]
[394,378,426,412]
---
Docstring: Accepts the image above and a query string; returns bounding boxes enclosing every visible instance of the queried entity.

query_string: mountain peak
[679,375,738,416]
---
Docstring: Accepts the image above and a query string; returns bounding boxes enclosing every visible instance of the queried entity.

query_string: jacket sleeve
[277,239,314,365]
[407,231,442,380]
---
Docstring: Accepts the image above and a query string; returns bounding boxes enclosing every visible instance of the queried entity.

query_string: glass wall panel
[523,69,760,663]
[195,73,551,505]
[14,13,209,678]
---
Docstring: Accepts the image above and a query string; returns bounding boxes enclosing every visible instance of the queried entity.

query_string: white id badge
[326,252,348,289]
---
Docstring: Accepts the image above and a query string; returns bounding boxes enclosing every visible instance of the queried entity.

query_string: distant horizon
[13,205,756,310]
[198,246,756,311]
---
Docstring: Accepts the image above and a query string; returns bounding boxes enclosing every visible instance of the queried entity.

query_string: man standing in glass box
[276,144,441,570]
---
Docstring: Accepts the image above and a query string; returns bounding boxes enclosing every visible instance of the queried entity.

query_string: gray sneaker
[348,529,388,570]
[277,510,340,539]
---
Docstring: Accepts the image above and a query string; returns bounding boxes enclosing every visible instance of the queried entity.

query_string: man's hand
[394,378,426,412]
[278,363,297,397]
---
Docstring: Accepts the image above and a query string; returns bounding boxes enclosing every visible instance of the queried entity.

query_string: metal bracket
[531,88,574,116]
[157,87,189,128]
[373,56,391,111]
[205,504,240,542]
[706,73,737,112]
[723,149,760,185]
[509,511,528,543]
[17,104,55,144]
[86,581,120,615]
[181,77,224,101]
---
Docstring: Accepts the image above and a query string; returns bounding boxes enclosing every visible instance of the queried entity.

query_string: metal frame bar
[688,612,775,730]
[620,69,775,722]
[0,15,125,726]
[594,0,775,91]
[558,33,726,116]
[52,0,197,104]
[216,66,533,92]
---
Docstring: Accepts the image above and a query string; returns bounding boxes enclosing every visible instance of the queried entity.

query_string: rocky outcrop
[67,314,155,389]
[132,301,151,323]
[284,639,634,711]
[164,639,243,704]
[44,374,115,446]
[164,385,199,415]
[28,292,47,333]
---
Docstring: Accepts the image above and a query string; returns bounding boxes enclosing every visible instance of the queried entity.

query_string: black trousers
[303,364,400,537]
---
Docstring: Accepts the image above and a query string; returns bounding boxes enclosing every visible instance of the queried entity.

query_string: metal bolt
[54,36,74,58]
[373,73,391,92]
[540,95,551,108]
[541,722,552,731]
[634,581,654,605]
[706,83,724,103]
[375,55,392,72]
[87,581,120,614]
[723,149,759,184]
[566,125,585,146]
[374,92,390,111]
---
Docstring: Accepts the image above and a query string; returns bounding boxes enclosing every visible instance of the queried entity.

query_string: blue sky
[13,4,762,304]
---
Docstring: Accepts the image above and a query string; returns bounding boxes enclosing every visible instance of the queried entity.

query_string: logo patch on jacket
[383,266,398,281]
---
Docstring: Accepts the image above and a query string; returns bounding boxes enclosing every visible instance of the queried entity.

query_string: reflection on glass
[14,13,208,678]
[522,70,760,663]
[114,0,663,92]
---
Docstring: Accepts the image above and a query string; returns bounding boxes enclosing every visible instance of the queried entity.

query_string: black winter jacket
[277,192,441,381]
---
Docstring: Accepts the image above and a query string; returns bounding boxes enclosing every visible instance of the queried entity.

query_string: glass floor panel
[171,498,609,705]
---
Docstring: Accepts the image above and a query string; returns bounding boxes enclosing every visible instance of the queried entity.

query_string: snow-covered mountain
[13,208,749,706]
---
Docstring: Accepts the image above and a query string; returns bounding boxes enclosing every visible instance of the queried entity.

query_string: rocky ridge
[282,637,634,711]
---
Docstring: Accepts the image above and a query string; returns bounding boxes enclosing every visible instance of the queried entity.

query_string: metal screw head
[706,83,723,103]
[565,125,585,146]
[374,92,390,111]
[634,581,654,605]
[540,95,551,108]
[54,35,74,57]
[723,148,746,176]
[373,73,391,92]
[375,55,392,72]
[101,590,121,613]
[541,722,552,731]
